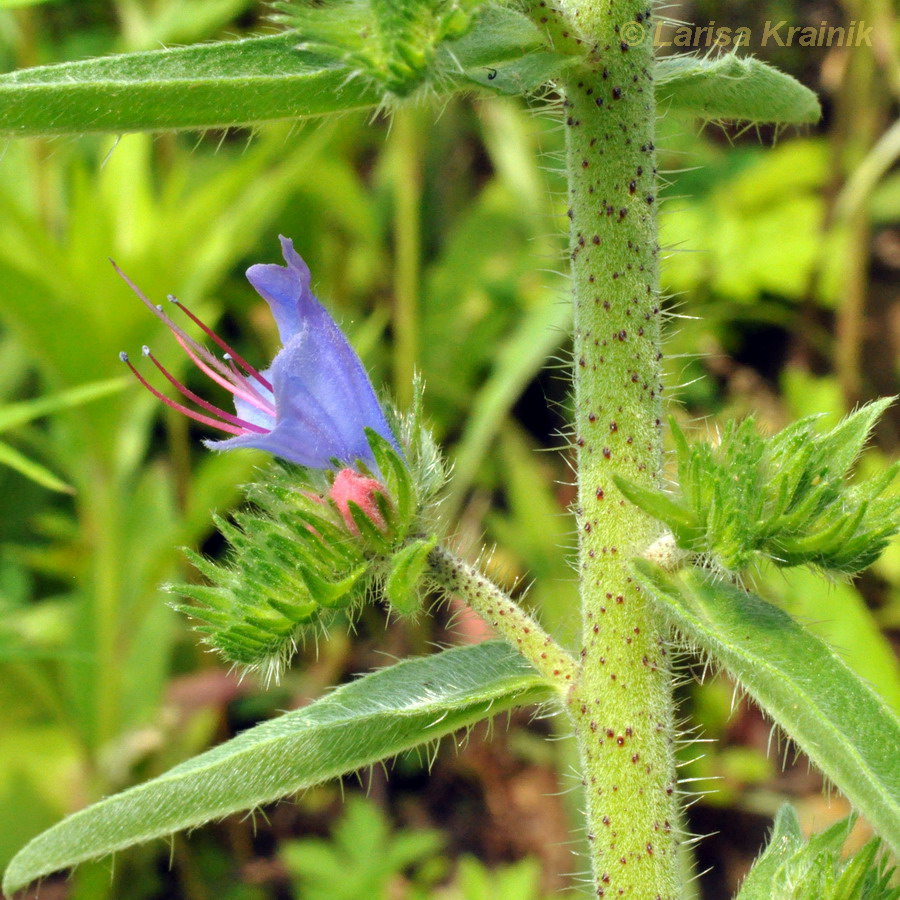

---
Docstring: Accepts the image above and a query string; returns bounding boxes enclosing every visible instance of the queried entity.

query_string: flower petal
[207,237,400,469]
[245,236,318,344]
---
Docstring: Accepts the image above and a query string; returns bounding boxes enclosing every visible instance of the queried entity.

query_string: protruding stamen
[167,293,274,393]
[222,354,271,409]
[172,332,277,418]
[110,260,242,389]
[220,352,276,410]
[119,350,247,437]
[113,260,278,426]
[142,347,270,434]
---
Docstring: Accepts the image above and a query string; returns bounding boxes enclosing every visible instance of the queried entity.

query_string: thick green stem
[560,2,680,897]
[426,545,577,688]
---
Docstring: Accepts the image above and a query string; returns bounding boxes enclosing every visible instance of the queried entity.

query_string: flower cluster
[617,401,900,577]
[276,0,485,98]
[118,236,399,470]
[119,237,444,677]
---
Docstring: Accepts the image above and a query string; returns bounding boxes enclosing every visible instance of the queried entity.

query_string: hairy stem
[426,545,577,688]
[560,1,680,897]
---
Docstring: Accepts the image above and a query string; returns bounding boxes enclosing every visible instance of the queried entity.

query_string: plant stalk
[427,545,577,688]
[558,1,680,896]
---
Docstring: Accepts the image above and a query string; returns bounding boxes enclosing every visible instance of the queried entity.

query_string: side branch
[426,545,577,688]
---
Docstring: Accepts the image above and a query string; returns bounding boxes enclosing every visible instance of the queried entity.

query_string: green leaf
[632,561,900,854]
[657,55,821,124]
[613,475,699,544]
[2,641,551,894]
[630,406,900,576]
[0,439,72,493]
[300,563,369,609]
[737,807,898,900]
[384,536,438,615]
[277,0,492,98]
[460,49,571,95]
[440,5,571,96]
[0,35,379,137]
[0,8,559,137]
[817,396,894,479]
[0,378,126,433]
[735,804,805,899]
[280,796,442,900]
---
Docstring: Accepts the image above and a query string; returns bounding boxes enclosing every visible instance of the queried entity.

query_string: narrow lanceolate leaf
[632,561,900,855]
[0,439,72,493]
[0,35,378,136]
[3,642,552,894]
[0,8,559,137]
[0,378,126,432]
[656,55,821,124]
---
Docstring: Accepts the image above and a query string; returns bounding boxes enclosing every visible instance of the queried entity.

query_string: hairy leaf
[633,561,900,855]
[3,641,552,894]
[620,403,900,576]
[737,806,898,900]
[0,8,558,137]
[657,55,821,124]
[384,536,438,615]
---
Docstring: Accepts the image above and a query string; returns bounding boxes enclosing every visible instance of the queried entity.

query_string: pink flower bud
[329,468,389,534]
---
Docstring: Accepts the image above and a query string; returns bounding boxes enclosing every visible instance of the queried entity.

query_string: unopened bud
[329,468,389,534]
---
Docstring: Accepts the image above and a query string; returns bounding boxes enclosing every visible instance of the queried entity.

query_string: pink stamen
[173,333,277,418]
[223,353,275,410]
[110,260,242,389]
[112,259,280,431]
[168,295,273,392]
[142,347,269,434]
[119,352,246,437]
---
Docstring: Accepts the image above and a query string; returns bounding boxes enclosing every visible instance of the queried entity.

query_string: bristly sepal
[618,399,900,578]
[735,805,898,900]
[274,0,489,99]
[168,387,448,680]
[384,535,438,615]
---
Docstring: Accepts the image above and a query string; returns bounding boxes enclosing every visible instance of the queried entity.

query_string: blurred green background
[0,1,897,898]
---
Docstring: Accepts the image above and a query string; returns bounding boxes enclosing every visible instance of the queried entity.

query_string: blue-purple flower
[118,236,399,469]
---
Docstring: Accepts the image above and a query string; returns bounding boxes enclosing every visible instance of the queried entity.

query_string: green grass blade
[632,561,900,854]
[446,296,572,520]
[0,439,72,493]
[0,378,126,433]
[3,641,552,894]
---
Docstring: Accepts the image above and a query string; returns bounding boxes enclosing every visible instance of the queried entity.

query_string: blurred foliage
[0,0,897,898]
[281,796,444,899]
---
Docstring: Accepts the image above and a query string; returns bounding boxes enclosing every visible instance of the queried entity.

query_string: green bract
[169,399,447,678]
[277,0,492,97]
[736,807,898,900]
[617,399,900,575]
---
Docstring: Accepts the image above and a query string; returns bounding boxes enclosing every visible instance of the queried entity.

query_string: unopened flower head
[117,236,399,470]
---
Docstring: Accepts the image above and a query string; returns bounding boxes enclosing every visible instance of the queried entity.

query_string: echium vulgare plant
[2,1,899,898]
